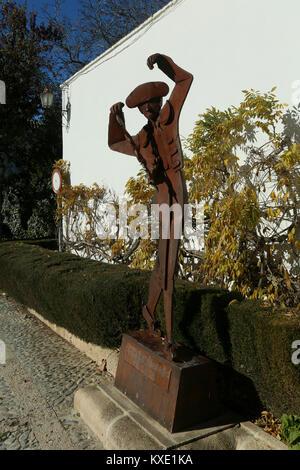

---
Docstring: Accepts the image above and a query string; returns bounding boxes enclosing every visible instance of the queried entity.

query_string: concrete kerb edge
[238,421,289,450]
[95,384,167,448]
[24,304,289,450]
[74,386,164,450]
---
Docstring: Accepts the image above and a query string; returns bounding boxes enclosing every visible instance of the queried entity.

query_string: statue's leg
[163,199,182,360]
[164,237,180,359]
[142,264,162,333]
[143,232,170,334]
[163,171,185,360]
[142,181,169,334]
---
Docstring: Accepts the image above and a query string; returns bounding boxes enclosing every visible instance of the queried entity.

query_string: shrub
[281,414,300,449]
[184,90,300,307]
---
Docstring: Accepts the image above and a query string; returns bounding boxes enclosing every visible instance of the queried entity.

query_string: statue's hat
[126,82,169,108]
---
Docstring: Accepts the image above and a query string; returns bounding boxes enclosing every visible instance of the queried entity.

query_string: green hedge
[22,238,59,251]
[0,238,58,250]
[223,300,300,418]
[0,241,299,418]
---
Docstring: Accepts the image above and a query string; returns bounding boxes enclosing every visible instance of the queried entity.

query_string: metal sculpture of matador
[108,54,193,360]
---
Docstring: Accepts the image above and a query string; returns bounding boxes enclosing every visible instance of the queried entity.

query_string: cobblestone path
[0,292,114,450]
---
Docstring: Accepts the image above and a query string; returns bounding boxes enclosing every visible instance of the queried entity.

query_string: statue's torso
[137,100,183,184]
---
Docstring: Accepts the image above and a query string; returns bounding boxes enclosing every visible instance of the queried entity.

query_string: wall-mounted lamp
[40,86,71,127]
[40,88,54,108]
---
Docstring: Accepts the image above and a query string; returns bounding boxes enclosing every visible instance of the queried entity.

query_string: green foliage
[124,168,157,270]
[225,299,300,417]
[22,238,58,250]
[0,1,63,241]
[184,89,300,307]
[281,414,300,449]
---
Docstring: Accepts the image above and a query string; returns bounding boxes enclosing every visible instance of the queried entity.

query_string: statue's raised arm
[108,101,140,156]
[146,53,193,119]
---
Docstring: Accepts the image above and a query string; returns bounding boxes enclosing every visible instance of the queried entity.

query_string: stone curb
[74,385,164,450]
[74,384,289,450]
[238,422,289,450]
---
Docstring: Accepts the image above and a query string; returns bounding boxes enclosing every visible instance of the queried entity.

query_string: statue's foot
[142,305,161,337]
[165,341,179,362]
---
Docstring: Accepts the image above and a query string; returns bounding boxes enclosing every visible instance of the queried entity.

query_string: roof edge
[60,0,184,88]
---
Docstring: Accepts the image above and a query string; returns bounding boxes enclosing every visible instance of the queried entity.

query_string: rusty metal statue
[108,54,193,360]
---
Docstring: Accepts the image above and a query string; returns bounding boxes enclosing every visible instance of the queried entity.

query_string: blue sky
[17,0,81,23]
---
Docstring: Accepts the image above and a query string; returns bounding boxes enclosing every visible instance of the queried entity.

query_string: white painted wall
[62,0,300,195]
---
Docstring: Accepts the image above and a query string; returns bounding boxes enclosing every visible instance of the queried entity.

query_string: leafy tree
[0,0,63,240]
[0,0,171,240]
[184,89,300,307]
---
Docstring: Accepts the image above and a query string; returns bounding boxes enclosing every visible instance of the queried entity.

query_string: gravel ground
[0,292,114,450]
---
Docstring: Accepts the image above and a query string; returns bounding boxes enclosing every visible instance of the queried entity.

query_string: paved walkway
[0,292,114,450]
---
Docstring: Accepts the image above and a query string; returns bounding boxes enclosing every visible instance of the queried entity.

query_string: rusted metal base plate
[114,331,221,433]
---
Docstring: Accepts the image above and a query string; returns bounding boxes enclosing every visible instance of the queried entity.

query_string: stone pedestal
[114,331,221,433]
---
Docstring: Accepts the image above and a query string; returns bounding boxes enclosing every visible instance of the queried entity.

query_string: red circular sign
[52,168,63,194]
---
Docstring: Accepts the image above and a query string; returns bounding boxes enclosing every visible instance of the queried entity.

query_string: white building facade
[61,0,300,195]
